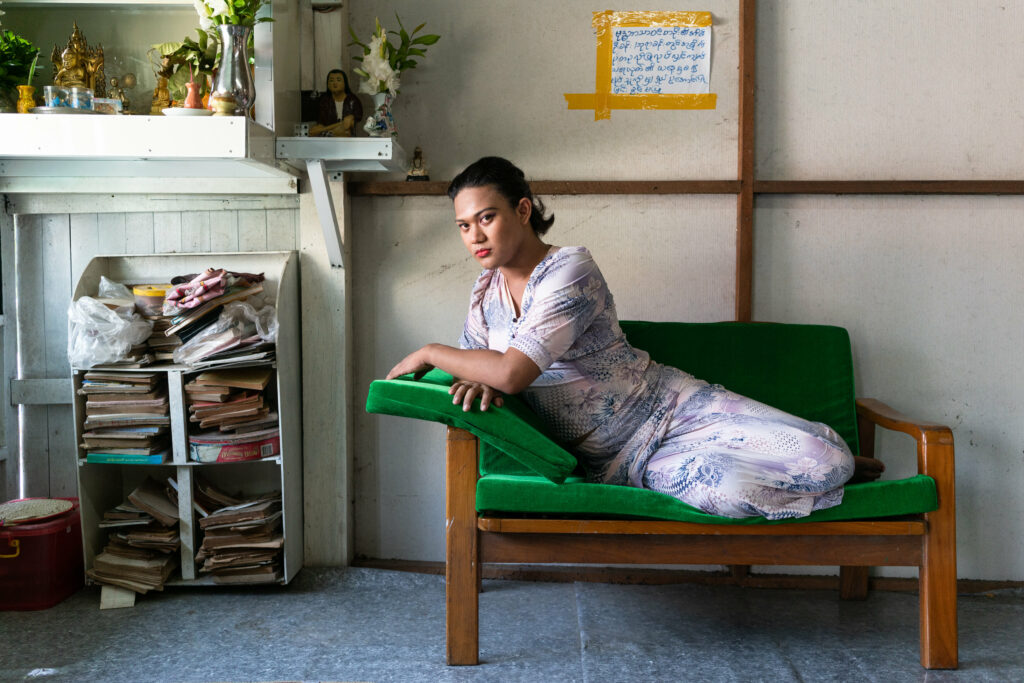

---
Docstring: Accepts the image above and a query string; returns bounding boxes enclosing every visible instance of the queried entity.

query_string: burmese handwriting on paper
[611,25,711,95]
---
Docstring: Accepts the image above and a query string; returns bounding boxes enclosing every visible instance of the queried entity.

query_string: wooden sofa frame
[443,397,957,669]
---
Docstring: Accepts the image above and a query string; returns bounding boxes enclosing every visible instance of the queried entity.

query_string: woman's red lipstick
[475,248,492,257]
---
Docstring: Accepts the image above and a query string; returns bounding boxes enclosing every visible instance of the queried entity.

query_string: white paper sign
[611,25,711,95]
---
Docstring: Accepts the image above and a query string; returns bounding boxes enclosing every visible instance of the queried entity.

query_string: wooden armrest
[856,398,954,482]
[856,398,954,446]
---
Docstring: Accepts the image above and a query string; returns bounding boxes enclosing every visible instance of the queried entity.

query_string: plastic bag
[67,296,153,368]
[173,302,278,367]
[97,275,133,301]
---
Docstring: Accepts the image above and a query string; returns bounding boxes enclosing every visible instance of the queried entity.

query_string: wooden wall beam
[755,180,1024,195]
[348,180,741,197]
[735,0,757,323]
[348,178,1024,198]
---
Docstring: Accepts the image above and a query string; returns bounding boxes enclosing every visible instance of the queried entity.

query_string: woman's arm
[386,344,540,396]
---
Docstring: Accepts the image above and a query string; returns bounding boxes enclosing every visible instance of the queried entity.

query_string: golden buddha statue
[150,76,171,114]
[51,23,106,97]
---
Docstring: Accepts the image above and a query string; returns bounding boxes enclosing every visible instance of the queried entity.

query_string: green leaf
[411,34,440,46]
[152,41,185,56]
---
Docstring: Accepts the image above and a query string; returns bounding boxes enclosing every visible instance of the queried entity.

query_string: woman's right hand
[449,380,504,412]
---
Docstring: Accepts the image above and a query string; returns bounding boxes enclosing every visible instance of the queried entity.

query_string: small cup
[43,85,68,108]
[69,87,94,110]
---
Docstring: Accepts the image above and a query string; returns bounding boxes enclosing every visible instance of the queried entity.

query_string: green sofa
[366,321,958,669]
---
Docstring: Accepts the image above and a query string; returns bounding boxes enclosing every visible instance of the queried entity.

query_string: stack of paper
[86,477,181,594]
[196,491,284,584]
[79,373,170,464]
[165,279,264,339]
[145,315,182,362]
[186,368,280,462]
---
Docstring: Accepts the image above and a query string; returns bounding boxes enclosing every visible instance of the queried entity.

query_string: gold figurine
[51,23,106,97]
[109,72,136,113]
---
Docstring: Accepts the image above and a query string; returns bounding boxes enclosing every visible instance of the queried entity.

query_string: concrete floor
[2,567,1022,682]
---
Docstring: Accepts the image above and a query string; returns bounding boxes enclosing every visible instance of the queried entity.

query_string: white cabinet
[72,251,302,585]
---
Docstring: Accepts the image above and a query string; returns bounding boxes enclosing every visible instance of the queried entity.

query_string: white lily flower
[205,0,230,17]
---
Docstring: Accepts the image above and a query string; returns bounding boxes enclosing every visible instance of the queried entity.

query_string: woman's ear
[517,197,532,225]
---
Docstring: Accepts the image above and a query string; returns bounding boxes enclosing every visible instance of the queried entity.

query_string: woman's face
[454,185,532,270]
[326,72,345,94]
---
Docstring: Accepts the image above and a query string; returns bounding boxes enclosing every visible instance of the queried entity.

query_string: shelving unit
[0,114,300,195]
[71,251,302,586]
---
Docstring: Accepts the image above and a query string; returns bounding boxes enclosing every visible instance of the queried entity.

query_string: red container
[0,499,84,610]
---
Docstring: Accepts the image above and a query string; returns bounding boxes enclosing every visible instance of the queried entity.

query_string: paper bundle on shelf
[144,315,183,362]
[79,372,171,463]
[86,477,181,594]
[196,491,284,584]
[163,270,265,340]
[186,367,280,462]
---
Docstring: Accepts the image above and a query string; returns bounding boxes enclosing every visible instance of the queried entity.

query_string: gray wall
[350,0,1024,581]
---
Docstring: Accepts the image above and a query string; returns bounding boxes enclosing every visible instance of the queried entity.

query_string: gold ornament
[50,22,106,97]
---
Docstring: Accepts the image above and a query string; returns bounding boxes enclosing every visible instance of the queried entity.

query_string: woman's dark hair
[325,68,353,95]
[447,157,555,235]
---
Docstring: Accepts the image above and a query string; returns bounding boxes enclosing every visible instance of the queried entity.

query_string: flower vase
[365,91,397,137]
[211,24,255,116]
[16,85,36,113]
[184,80,203,109]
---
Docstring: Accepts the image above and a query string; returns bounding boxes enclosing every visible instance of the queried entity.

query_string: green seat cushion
[476,474,938,524]
[366,369,578,484]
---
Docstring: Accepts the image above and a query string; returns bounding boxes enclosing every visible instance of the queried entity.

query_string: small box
[0,500,84,611]
[93,97,123,115]
[189,434,280,463]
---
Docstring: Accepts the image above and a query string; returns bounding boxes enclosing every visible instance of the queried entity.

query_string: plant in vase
[0,26,39,112]
[349,14,440,136]
[194,0,272,116]
[151,28,218,106]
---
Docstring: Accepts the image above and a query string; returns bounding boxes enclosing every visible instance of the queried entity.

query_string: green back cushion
[480,321,861,475]
[366,369,578,483]
[619,321,860,456]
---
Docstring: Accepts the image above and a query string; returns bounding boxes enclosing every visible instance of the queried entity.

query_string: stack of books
[144,315,182,363]
[105,343,154,368]
[78,372,171,464]
[86,477,181,594]
[196,492,284,584]
[186,368,280,463]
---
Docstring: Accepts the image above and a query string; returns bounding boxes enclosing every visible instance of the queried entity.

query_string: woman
[387,157,883,519]
[309,69,363,138]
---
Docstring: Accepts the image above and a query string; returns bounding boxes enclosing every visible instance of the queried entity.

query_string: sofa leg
[839,566,869,600]
[446,427,480,665]
[920,437,957,669]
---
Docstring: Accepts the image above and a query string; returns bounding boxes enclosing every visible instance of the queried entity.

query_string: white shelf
[0,114,299,194]
[276,136,405,174]
[1,0,192,6]
[73,251,303,588]
[276,136,405,269]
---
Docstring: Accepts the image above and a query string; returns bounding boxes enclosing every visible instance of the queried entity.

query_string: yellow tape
[565,93,717,112]
[596,10,712,28]
[568,10,715,120]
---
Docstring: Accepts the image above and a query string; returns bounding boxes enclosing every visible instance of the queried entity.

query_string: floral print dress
[459,246,854,519]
